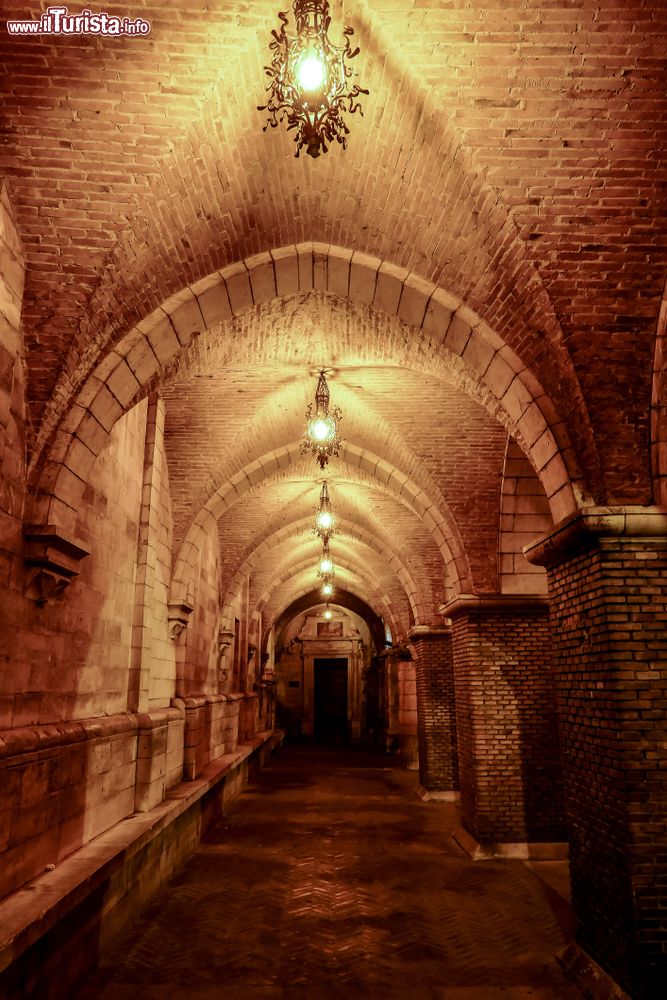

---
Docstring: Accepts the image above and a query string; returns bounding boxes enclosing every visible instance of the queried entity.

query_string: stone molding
[523,505,667,569]
[439,593,550,619]
[407,625,452,640]
[23,524,90,605]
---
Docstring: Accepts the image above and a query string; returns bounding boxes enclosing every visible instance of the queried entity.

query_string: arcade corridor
[1,2,666,998]
[75,746,579,1000]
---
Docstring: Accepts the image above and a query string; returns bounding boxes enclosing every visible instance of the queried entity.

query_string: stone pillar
[525,507,667,999]
[442,595,565,857]
[128,392,167,714]
[408,626,459,797]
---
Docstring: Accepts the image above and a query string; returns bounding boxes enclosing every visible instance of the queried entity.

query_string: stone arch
[250,560,403,644]
[220,515,429,629]
[170,442,471,612]
[28,244,591,535]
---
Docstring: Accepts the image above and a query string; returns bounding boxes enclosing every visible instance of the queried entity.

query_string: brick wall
[410,628,459,792]
[448,600,564,845]
[546,537,667,999]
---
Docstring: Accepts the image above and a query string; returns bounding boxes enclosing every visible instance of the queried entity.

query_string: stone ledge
[452,823,568,861]
[406,625,452,640]
[0,730,282,977]
[0,713,140,761]
[557,942,631,1000]
[440,593,550,619]
[524,505,667,569]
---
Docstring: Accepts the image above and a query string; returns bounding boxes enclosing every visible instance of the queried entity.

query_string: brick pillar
[442,595,565,856]
[408,626,459,796]
[525,507,667,1000]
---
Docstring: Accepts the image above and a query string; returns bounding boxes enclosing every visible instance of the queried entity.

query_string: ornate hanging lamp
[258,0,368,158]
[302,370,342,469]
[318,538,334,577]
[322,604,333,621]
[313,480,336,540]
[321,579,334,598]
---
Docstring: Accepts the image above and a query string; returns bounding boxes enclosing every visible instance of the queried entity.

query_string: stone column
[525,507,667,1000]
[408,625,459,798]
[442,595,565,858]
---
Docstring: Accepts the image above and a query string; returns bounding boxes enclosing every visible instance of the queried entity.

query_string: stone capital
[439,593,549,620]
[407,624,452,641]
[523,505,667,569]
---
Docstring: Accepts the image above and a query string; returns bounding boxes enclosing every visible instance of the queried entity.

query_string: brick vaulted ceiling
[3,1,667,633]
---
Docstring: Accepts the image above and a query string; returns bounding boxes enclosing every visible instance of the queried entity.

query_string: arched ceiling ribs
[170,441,471,609]
[267,589,388,658]
[247,543,411,630]
[220,518,427,630]
[29,247,595,537]
[251,559,404,642]
[219,475,445,607]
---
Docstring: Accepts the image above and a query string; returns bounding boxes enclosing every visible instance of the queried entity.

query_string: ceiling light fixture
[318,538,334,577]
[313,480,336,540]
[323,604,333,621]
[321,580,334,598]
[302,370,342,469]
[258,0,368,159]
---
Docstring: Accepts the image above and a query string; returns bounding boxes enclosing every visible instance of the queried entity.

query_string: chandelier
[302,370,342,469]
[321,580,334,598]
[322,604,333,621]
[258,0,368,158]
[313,480,336,540]
[318,538,334,577]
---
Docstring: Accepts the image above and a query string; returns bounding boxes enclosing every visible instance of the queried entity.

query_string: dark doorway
[314,658,348,744]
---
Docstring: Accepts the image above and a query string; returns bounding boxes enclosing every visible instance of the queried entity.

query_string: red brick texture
[535,533,667,1000]
[409,628,459,793]
[446,597,565,846]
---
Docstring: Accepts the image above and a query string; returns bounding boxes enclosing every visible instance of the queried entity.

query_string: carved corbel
[167,600,194,640]
[218,625,235,655]
[217,625,235,679]
[23,525,90,606]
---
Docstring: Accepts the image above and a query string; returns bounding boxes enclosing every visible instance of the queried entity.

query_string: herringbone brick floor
[76,746,580,1000]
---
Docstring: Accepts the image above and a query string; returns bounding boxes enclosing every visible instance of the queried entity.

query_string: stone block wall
[1,403,147,729]
[499,439,550,595]
[0,715,139,899]
[180,512,220,697]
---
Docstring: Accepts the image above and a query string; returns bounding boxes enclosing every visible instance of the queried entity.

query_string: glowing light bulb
[322,582,333,597]
[317,511,333,531]
[320,556,333,574]
[296,50,326,92]
[311,417,332,442]
[323,608,333,620]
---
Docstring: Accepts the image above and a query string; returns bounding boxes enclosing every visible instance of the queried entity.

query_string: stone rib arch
[28,244,592,536]
[216,482,441,603]
[169,442,471,613]
[250,560,403,643]
[220,516,428,630]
